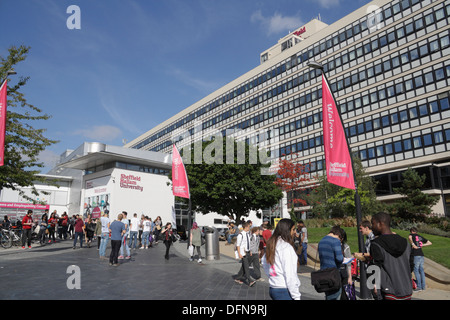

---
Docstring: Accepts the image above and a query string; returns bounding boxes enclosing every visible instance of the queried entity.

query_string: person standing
[234,222,256,287]
[161,222,174,260]
[99,212,110,259]
[21,210,34,249]
[409,227,432,292]
[85,217,96,248]
[298,220,308,265]
[73,215,85,249]
[235,226,262,282]
[189,222,203,263]
[262,218,301,300]
[38,213,48,245]
[119,211,131,260]
[140,216,152,249]
[109,214,126,266]
[129,213,140,250]
[153,216,163,244]
[95,217,102,249]
[370,212,413,300]
[317,225,344,300]
[48,212,58,243]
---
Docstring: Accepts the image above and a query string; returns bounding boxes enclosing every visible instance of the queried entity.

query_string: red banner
[322,75,355,190]
[0,80,7,166]
[172,144,190,199]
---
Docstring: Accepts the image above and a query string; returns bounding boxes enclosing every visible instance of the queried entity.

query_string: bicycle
[8,228,23,247]
[1,229,12,248]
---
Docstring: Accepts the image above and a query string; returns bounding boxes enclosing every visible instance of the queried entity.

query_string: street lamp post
[1,69,17,86]
[307,61,370,300]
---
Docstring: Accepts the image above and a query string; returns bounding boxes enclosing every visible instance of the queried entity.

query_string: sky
[0,0,371,173]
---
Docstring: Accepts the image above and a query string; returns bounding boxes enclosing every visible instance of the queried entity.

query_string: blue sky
[0,0,370,173]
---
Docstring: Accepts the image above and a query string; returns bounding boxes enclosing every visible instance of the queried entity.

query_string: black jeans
[21,229,32,247]
[236,253,253,284]
[110,240,121,264]
[164,240,172,259]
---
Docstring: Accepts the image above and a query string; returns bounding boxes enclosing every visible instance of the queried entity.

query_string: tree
[308,157,381,218]
[168,137,283,223]
[390,167,439,221]
[274,158,315,221]
[0,45,58,202]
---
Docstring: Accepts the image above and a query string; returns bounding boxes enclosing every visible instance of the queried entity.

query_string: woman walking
[161,222,174,260]
[262,218,301,300]
[189,222,203,263]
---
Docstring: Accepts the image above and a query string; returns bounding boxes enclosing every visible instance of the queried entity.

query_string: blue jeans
[325,287,342,300]
[269,287,293,300]
[128,231,138,249]
[227,233,238,244]
[73,232,83,248]
[99,232,109,257]
[141,231,150,247]
[414,255,426,290]
[120,234,130,257]
[298,243,308,264]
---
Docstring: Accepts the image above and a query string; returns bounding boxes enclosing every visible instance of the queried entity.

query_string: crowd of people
[2,209,433,300]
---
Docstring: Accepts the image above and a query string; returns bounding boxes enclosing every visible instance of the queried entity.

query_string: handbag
[311,268,341,293]
[343,282,356,300]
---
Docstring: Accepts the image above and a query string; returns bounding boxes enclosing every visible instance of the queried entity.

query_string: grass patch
[306,227,450,269]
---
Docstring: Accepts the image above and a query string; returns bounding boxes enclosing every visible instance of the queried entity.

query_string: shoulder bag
[310,268,341,293]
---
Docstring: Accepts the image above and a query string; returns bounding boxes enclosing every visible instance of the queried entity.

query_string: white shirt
[142,220,152,233]
[100,216,110,233]
[262,238,301,300]
[130,217,140,232]
[236,230,251,257]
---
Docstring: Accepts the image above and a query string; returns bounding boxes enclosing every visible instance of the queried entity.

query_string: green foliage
[169,137,283,222]
[389,168,439,220]
[0,45,58,202]
[308,157,382,218]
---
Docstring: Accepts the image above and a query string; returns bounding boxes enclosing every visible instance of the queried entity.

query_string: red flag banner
[322,74,355,190]
[0,80,7,167]
[172,144,190,199]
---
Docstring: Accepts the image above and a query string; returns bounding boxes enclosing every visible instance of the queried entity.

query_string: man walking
[234,222,256,287]
[109,213,126,266]
[99,212,110,259]
[370,212,413,300]
[73,214,85,249]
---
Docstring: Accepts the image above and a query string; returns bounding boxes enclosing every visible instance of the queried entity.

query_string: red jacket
[22,216,33,230]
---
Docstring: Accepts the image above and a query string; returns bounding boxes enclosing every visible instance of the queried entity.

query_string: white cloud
[251,10,304,36]
[316,0,340,9]
[38,149,60,171]
[74,125,122,142]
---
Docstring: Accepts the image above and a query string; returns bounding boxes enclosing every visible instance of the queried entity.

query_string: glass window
[396,82,404,94]
[435,8,445,21]
[419,44,429,57]
[400,110,408,122]
[391,113,399,124]
[415,18,424,30]
[424,13,434,25]
[378,88,386,100]
[387,85,395,97]
[383,60,391,71]
[392,56,400,68]
[405,79,414,91]
[388,31,396,43]
[376,145,384,157]
[404,138,412,150]
[385,143,393,155]
[423,134,433,146]
[364,43,372,54]
[358,123,365,134]
[394,141,403,153]
[366,120,373,131]
[434,131,444,144]
[401,52,409,64]
[371,39,379,51]
[446,129,450,141]
[429,40,440,53]
[360,149,367,160]
[410,48,419,61]
[401,0,410,10]
[413,136,422,148]
[405,22,414,35]
[379,35,387,47]
[430,101,439,113]
[440,98,449,111]
[350,125,357,136]
[396,27,405,39]
[368,148,376,159]
[441,35,450,49]
[424,72,434,84]
[373,118,381,130]
[392,3,401,15]
[409,106,418,119]
[419,104,428,116]
[414,75,423,88]
[382,115,390,127]
[435,67,445,81]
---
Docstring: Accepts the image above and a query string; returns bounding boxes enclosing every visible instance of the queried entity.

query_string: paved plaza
[0,238,448,301]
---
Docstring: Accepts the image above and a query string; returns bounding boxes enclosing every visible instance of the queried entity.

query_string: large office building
[126,0,450,218]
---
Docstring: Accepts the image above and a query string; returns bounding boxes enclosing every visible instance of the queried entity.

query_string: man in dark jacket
[370,212,413,300]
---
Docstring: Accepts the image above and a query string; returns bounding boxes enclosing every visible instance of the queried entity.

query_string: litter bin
[204,226,220,261]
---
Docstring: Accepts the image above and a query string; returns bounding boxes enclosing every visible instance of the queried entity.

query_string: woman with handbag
[261,218,301,300]
[161,222,174,260]
[317,225,344,300]
[189,222,203,263]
